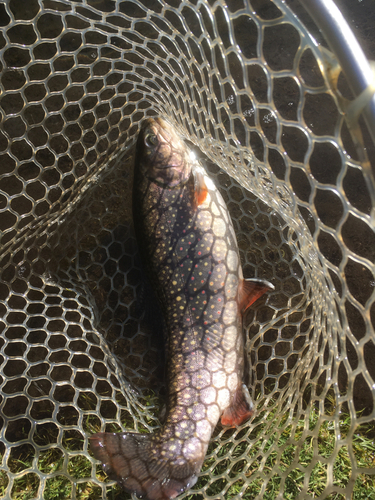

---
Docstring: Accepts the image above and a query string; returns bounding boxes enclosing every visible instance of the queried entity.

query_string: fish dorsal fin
[239,278,274,313]
[192,168,208,207]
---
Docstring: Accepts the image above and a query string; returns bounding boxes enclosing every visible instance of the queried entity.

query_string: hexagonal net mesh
[0,0,374,499]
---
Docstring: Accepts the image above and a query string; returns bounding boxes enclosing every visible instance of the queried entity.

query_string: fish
[90,117,274,500]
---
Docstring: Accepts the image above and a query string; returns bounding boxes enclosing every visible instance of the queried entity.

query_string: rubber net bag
[0,0,374,499]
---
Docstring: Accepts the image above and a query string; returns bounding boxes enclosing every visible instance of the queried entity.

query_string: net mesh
[0,0,374,499]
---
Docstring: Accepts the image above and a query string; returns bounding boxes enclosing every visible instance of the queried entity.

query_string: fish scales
[90,118,273,500]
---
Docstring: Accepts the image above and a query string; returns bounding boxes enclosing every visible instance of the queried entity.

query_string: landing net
[0,0,374,499]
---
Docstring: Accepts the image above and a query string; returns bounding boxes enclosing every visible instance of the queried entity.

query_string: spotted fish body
[90,118,273,500]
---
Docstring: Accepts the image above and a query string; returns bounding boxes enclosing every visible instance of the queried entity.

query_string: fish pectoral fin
[239,278,274,314]
[90,432,199,500]
[193,168,208,206]
[221,384,255,427]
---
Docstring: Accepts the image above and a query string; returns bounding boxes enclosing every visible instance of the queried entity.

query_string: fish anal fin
[221,384,255,427]
[90,431,199,500]
[193,168,208,207]
[239,278,274,313]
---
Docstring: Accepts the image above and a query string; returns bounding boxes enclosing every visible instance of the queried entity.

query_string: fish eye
[145,133,158,148]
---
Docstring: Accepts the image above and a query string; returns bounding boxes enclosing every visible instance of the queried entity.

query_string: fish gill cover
[0,0,374,499]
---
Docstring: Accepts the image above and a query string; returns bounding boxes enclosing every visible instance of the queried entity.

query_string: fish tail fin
[221,384,255,427]
[90,432,199,500]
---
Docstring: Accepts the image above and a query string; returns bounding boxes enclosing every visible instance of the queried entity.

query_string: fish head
[135,117,192,187]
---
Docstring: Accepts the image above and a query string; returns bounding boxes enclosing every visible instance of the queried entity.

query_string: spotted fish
[90,118,274,499]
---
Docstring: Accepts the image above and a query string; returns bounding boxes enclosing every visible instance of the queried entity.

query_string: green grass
[186,395,375,499]
[11,473,39,500]
[0,396,374,500]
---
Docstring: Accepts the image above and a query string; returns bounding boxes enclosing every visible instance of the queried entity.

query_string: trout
[90,117,274,499]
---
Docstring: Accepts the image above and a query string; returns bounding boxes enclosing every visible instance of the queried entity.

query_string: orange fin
[193,168,208,206]
[221,384,255,427]
[239,278,274,313]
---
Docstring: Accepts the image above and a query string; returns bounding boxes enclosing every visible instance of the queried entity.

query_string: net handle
[298,0,375,148]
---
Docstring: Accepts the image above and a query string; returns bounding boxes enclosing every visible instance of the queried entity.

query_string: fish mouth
[144,116,172,130]
[137,116,192,187]
[142,117,184,169]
